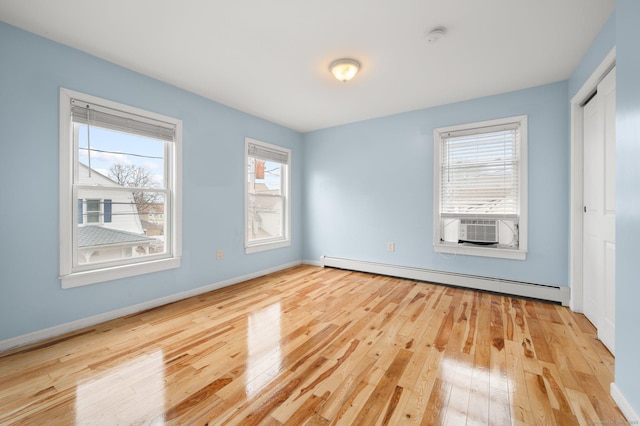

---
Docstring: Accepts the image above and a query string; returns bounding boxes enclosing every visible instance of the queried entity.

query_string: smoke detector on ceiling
[425,27,447,43]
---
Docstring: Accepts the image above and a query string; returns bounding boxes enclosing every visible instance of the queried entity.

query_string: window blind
[248,142,289,164]
[440,124,520,217]
[71,99,175,142]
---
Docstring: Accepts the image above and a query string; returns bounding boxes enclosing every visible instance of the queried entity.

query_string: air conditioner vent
[459,219,498,244]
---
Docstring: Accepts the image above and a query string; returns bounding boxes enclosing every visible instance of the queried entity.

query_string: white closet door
[583,66,616,354]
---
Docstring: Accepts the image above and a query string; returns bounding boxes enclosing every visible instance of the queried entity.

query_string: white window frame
[59,88,182,288]
[244,137,291,254]
[433,115,528,260]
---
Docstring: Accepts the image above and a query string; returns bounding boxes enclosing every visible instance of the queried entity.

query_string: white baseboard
[321,256,570,305]
[611,383,640,423]
[0,260,302,353]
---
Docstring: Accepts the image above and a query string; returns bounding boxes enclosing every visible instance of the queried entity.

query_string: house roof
[78,226,154,248]
[78,163,121,186]
[251,183,281,211]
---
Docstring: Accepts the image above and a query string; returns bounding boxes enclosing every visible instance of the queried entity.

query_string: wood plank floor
[0,265,626,425]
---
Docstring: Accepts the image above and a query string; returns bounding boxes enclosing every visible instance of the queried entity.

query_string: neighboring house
[77,164,158,264]
[249,182,282,240]
[138,203,165,237]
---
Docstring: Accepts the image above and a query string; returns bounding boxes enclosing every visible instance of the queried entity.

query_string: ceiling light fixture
[425,27,447,43]
[329,58,360,82]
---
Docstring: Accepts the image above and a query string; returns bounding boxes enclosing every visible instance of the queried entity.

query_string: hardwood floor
[0,265,626,425]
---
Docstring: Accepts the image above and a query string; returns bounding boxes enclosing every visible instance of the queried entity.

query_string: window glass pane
[248,193,283,242]
[76,189,166,266]
[74,121,169,266]
[86,200,100,211]
[248,158,282,195]
[139,193,166,255]
[76,124,165,189]
[441,129,519,216]
[247,157,285,244]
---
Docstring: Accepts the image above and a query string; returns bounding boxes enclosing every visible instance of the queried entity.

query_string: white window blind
[71,99,175,142]
[247,141,289,164]
[440,123,520,218]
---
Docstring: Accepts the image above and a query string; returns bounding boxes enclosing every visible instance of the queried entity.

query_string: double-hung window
[245,138,291,253]
[59,88,182,288]
[433,115,527,260]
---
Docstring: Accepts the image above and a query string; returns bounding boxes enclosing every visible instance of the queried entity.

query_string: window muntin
[60,89,182,287]
[245,138,291,253]
[434,116,527,260]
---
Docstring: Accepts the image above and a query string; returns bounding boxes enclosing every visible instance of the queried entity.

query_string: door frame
[569,47,616,312]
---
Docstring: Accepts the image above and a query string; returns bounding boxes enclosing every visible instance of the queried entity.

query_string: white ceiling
[0,0,615,132]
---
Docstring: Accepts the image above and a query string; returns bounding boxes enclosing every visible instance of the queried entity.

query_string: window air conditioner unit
[459,219,498,244]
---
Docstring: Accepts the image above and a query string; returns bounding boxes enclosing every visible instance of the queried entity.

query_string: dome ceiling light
[329,58,360,82]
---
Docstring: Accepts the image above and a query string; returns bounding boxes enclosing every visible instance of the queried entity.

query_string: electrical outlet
[388,242,395,252]
[216,249,224,260]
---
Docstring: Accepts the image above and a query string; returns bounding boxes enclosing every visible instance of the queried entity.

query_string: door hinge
[584,206,587,213]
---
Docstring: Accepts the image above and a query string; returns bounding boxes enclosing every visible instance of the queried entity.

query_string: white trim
[61,257,181,289]
[611,383,640,423]
[173,119,184,268]
[569,47,616,312]
[321,256,569,305]
[244,137,292,254]
[433,115,528,260]
[59,88,74,279]
[1,260,302,353]
[434,243,526,260]
[245,239,291,254]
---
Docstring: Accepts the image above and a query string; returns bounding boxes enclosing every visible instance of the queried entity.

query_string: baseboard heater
[320,256,570,306]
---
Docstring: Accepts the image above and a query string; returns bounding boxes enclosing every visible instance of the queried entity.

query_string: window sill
[245,239,291,254]
[434,242,526,260]
[61,257,181,289]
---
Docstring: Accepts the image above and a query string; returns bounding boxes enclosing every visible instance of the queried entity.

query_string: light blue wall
[303,82,569,286]
[0,22,303,342]
[568,11,616,100]
[614,0,640,415]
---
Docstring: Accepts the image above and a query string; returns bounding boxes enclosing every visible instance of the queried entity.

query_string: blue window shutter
[78,199,83,224]
[104,199,112,223]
